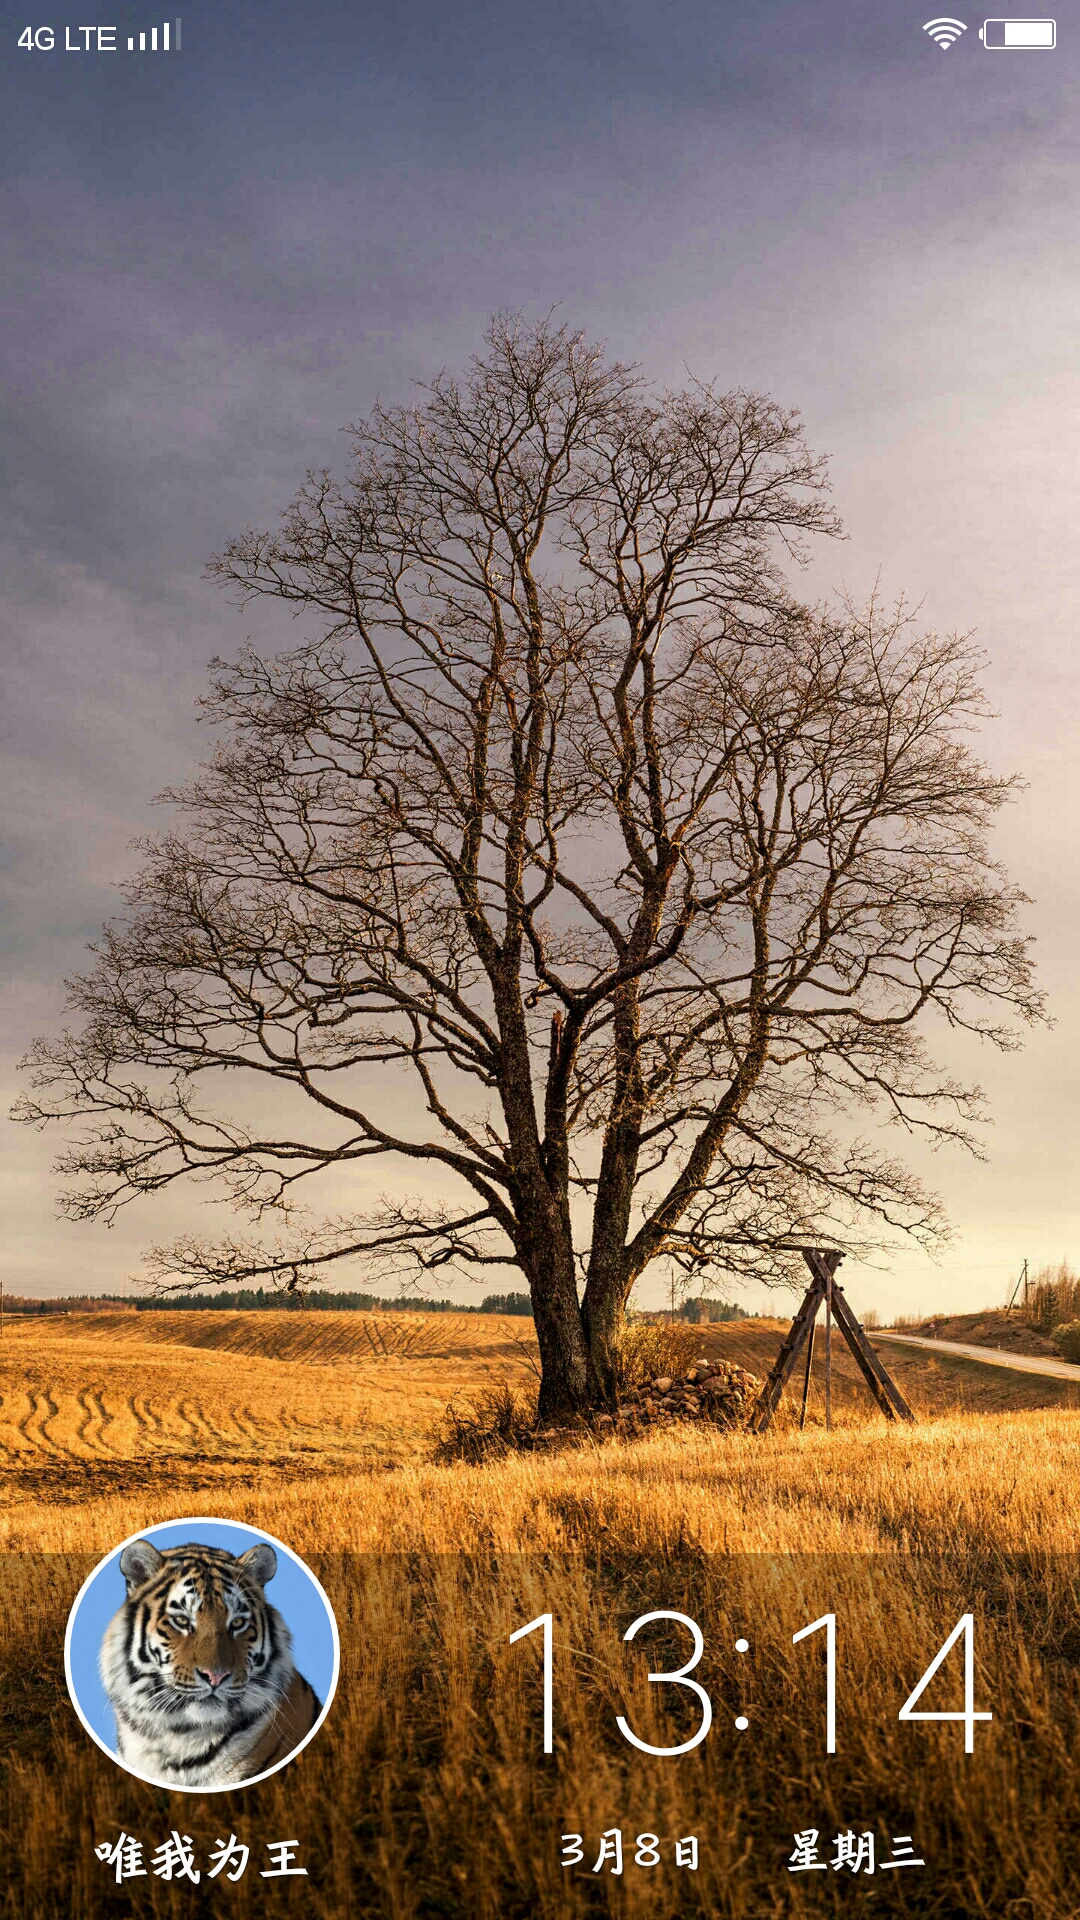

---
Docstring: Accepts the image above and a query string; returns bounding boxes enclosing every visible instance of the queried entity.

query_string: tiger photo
[98,1536,323,1787]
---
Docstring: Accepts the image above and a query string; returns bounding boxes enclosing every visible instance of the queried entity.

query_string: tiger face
[99,1537,320,1785]
[114,1538,277,1701]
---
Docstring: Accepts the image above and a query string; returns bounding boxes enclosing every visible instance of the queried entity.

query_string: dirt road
[875,1330,1080,1382]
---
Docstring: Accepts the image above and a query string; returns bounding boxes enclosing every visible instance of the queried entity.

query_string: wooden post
[825,1265,833,1431]
[750,1248,915,1434]
[799,1318,815,1430]
[827,1282,916,1422]
[748,1275,826,1433]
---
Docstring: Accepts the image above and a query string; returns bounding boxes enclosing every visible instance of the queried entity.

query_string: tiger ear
[238,1543,277,1588]
[119,1539,165,1594]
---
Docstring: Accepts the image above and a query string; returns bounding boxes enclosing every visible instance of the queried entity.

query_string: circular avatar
[65,1517,339,1790]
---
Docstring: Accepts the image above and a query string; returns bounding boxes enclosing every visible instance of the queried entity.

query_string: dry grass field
[2,1309,1080,1918]
[0,1309,542,1508]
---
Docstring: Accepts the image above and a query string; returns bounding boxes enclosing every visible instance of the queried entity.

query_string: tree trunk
[526,1239,602,1423]
[581,1268,628,1405]
[582,1121,641,1403]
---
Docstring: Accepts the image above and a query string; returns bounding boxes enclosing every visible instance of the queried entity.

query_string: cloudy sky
[2,0,1077,1317]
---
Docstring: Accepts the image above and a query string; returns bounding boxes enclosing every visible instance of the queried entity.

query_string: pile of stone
[519,1359,763,1450]
[601,1357,762,1434]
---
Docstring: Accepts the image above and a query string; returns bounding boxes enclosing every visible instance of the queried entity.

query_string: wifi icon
[923,16,968,46]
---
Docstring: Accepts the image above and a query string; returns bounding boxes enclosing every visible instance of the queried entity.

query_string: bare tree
[15,316,1043,1419]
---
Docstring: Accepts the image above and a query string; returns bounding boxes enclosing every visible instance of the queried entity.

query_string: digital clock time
[511,1609,992,1755]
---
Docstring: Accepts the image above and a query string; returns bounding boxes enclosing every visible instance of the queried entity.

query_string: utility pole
[1006,1259,1029,1312]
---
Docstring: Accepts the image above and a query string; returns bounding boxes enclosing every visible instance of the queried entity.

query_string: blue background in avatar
[67,1520,337,1756]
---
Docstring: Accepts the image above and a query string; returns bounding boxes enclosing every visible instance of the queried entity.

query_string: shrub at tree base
[432,1382,541,1465]
[611,1321,703,1395]
[432,1358,762,1465]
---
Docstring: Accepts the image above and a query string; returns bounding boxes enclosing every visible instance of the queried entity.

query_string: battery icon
[980,18,1056,46]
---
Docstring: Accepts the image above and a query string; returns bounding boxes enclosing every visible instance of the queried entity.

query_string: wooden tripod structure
[749,1249,915,1434]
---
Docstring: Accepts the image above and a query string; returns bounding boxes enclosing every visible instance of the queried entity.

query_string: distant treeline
[5,1289,745,1323]
[633,1298,748,1326]
[2,1288,535,1317]
[677,1298,748,1324]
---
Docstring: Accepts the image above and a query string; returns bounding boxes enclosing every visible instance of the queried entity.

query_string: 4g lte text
[18,26,118,49]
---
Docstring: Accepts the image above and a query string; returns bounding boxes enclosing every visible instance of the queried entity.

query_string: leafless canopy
[16,315,1043,1415]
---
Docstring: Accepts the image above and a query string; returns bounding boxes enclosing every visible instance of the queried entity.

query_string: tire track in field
[74,1387,115,1455]
[177,1397,255,1453]
[276,1404,326,1437]
[128,1392,165,1446]
[119,1390,267,1457]
[228,1403,264,1442]
[187,1398,250,1451]
[175,1399,213,1447]
[96,1389,132,1455]
[16,1388,66,1457]
[0,1393,37,1457]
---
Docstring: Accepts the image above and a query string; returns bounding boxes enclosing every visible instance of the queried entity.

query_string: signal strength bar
[127,20,181,50]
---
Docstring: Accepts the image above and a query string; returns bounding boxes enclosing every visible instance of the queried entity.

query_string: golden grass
[3,1312,1080,1916]
[0,1312,541,1501]
[28,1307,535,1365]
